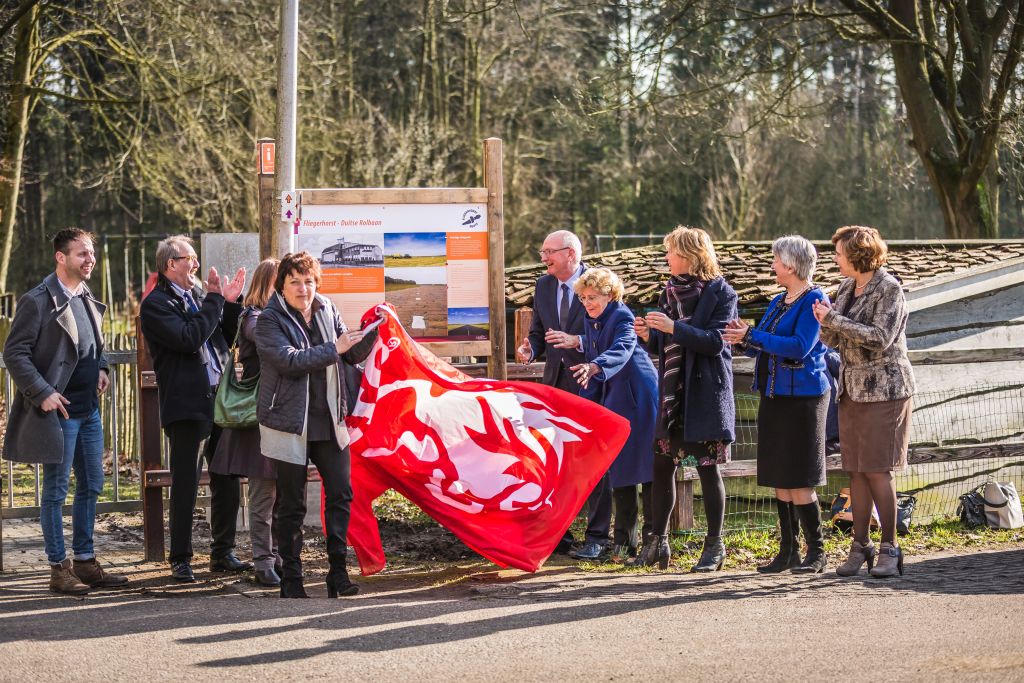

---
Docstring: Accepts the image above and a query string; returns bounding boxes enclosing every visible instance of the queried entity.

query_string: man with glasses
[515,230,610,559]
[3,228,129,593]
[140,235,249,582]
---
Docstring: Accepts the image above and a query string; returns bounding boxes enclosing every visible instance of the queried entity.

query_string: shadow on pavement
[1,547,1021,666]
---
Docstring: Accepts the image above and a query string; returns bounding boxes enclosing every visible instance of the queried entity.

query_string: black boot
[758,500,801,573]
[690,536,726,573]
[326,568,359,598]
[655,534,671,570]
[280,577,309,598]
[627,533,658,568]
[792,501,827,573]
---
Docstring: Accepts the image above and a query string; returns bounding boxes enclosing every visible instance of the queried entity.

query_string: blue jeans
[40,408,105,565]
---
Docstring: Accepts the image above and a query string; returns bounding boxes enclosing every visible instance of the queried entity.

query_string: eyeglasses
[578,294,608,304]
[538,247,570,258]
[170,255,199,263]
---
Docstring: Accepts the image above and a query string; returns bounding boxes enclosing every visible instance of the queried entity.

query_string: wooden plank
[485,138,507,380]
[300,187,489,205]
[671,479,695,531]
[136,316,165,563]
[419,340,492,357]
[146,465,322,488]
[257,138,276,260]
[906,443,1024,465]
[905,255,1024,312]
[907,347,1024,365]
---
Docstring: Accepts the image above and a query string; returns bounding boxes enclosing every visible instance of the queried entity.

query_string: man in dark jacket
[139,235,249,582]
[514,230,612,558]
[2,228,128,593]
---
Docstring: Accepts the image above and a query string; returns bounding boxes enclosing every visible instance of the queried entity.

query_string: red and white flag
[344,304,630,575]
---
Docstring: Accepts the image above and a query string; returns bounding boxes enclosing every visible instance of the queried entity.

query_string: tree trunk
[0,5,38,292]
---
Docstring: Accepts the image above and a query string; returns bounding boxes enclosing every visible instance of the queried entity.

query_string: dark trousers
[275,439,352,581]
[583,473,613,544]
[165,419,240,563]
[613,483,653,546]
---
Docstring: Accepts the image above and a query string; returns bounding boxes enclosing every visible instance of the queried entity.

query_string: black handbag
[895,493,916,535]
[957,485,987,528]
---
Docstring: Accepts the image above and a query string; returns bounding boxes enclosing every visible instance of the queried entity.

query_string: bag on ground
[982,481,1024,530]
[895,492,916,535]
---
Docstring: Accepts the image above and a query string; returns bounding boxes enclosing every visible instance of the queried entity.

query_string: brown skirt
[838,396,912,473]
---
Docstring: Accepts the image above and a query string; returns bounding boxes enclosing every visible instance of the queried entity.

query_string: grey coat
[2,273,108,464]
[818,268,916,402]
[255,292,375,464]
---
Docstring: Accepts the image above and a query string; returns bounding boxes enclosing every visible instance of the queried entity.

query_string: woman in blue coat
[724,235,831,574]
[564,267,658,562]
[634,226,737,571]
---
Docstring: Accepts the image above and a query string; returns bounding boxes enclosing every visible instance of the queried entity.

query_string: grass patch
[385,255,446,267]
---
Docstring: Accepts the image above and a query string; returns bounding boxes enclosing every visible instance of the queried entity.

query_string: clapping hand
[206,266,246,302]
[633,316,650,342]
[812,299,832,324]
[644,311,674,334]
[722,319,749,345]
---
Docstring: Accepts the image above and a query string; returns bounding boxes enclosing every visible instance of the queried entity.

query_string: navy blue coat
[526,264,586,390]
[579,301,658,488]
[744,288,831,398]
[648,277,737,444]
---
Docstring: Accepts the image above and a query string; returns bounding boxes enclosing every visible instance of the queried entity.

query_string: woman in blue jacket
[564,267,658,562]
[634,227,737,571]
[724,235,831,574]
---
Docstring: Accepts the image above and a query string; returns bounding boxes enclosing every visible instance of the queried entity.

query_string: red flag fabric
[345,304,630,575]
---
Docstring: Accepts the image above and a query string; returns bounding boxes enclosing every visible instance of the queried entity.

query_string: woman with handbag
[554,267,657,562]
[633,226,737,571]
[812,226,915,578]
[255,252,378,598]
[210,258,281,586]
[723,236,831,574]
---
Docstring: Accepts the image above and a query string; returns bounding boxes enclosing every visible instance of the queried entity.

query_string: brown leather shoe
[50,559,90,595]
[73,558,129,588]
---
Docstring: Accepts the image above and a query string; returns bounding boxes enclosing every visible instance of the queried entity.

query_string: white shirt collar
[56,274,85,298]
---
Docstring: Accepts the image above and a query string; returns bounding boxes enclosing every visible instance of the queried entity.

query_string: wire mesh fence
[685,382,1024,534]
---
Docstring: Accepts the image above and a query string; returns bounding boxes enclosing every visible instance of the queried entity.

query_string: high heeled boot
[757,500,801,573]
[869,542,904,578]
[690,536,726,573]
[326,567,359,598]
[835,539,876,577]
[626,533,658,568]
[279,577,309,598]
[791,502,827,573]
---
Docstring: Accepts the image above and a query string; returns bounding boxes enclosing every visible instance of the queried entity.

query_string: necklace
[784,284,811,303]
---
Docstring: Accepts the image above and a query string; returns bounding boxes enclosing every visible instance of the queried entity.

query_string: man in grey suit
[2,228,128,594]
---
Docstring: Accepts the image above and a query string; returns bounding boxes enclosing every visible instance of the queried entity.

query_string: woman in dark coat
[255,252,377,598]
[634,226,737,571]
[724,235,831,574]
[210,258,281,586]
[562,267,658,561]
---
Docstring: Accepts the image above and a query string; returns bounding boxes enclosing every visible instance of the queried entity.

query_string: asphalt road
[2,548,1023,682]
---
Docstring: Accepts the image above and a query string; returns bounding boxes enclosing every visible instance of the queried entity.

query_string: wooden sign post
[294,138,506,377]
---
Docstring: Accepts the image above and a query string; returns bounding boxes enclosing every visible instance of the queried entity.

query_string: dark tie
[559,283,570,331]
[182,291,223,376]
